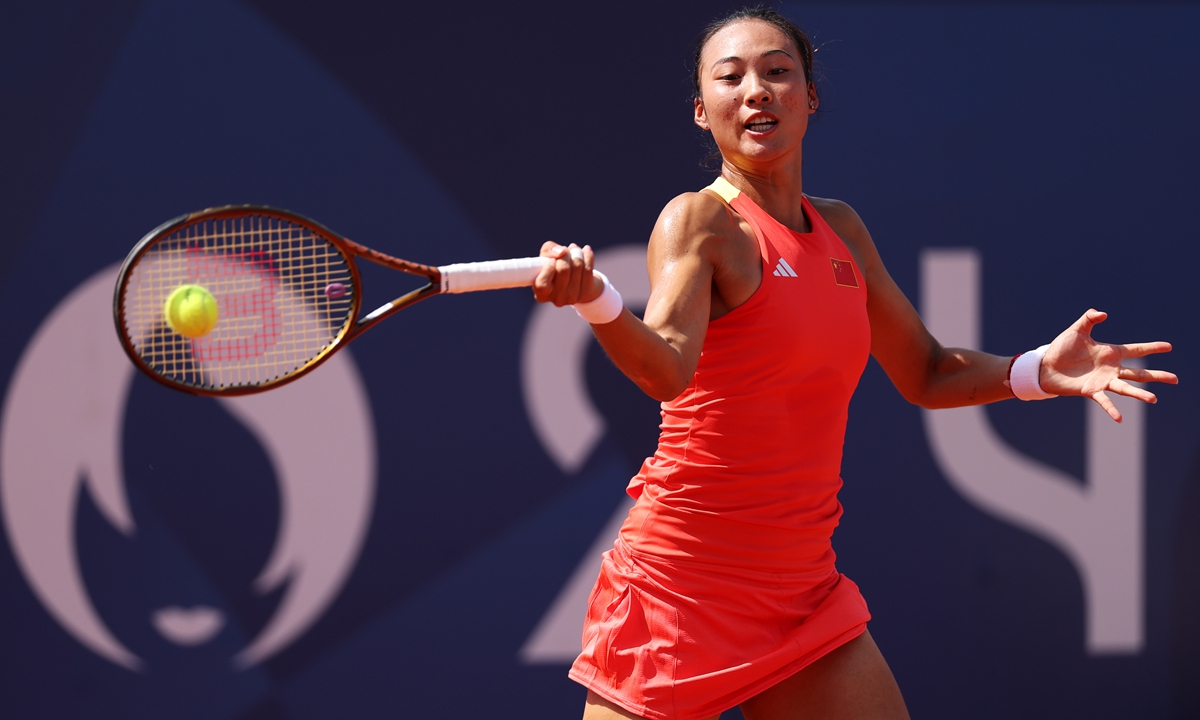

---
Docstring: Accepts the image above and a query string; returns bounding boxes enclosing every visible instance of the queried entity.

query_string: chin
[734,142,792,164]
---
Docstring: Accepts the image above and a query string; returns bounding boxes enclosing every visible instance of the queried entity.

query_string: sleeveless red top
[619,177,871,573]
[570,178,874,720]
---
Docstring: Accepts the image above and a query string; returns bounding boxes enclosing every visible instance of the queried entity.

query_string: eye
[767,67,789,76]
[718,73,741,82]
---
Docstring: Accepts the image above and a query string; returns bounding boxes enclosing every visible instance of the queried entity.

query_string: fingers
[550,245,575,302]
[532,242,595,306]
[533,242,566,302]
[1091,390,1123,423]
[1118,365,1179,385]
[1118,341,1173,359]
[582,244,595,274]
[1052,309,1174,421]
[1093,372,1171,421]
[580,245,603,303]
[1107,378,1158,404]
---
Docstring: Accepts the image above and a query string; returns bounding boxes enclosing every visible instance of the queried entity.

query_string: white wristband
[1009,344,1056,400]
[573,271,623,324]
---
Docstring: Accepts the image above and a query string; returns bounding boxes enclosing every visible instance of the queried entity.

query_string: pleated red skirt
[568,539,870,720]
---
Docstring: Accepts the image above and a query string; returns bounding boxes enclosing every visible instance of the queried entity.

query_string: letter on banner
[519,245,649,663]
[920,249,1143,654]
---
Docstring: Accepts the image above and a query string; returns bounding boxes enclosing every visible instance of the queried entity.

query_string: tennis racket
[114,205,554,396]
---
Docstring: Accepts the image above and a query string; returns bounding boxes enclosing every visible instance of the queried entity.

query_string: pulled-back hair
[691,6,817,101]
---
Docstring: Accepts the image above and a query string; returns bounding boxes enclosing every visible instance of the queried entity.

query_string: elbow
[634,365,693,403]
[892,372,941,409]
[900,379,976,410]
[614,338,696,402]
[908,393,944,410]
[646,386,686,403]
[895,341,947,409]
[898,385,935,409]
[640,376,690,403]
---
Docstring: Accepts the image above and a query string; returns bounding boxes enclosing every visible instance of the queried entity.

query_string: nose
[744,74,772,106]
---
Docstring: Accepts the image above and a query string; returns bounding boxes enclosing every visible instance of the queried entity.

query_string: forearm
[858,250,1015,409]
[590,310,695,402]
[906,346,1014,408]
[534,192,729,402]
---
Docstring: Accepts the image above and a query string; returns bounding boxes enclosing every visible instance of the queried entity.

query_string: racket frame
[113,204,448,396]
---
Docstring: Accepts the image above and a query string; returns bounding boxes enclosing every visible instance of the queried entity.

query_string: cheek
[781,90,806,113]
[709,95,741,125]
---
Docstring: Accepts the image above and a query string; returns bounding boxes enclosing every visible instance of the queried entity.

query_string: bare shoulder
[806,195,881,270]
[655,191,737,241]
[649,190,742,264]
[806,195,868,240]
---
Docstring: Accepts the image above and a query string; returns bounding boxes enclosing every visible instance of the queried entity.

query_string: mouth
[152,605,226,646]
[744,116,778,134]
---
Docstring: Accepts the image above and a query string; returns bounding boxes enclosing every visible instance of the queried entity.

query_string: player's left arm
[811,196,1177,421]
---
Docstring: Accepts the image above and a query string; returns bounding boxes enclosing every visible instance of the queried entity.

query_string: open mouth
[745,118,778,133]
[152,605,226,646]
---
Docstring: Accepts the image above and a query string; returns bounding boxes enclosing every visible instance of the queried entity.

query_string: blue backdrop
[1,2,1197,718]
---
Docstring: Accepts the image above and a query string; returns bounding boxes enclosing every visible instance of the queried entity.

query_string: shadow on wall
[1174,442,1200,718]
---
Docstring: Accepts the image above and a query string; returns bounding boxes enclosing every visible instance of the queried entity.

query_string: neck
[719,153,808,232]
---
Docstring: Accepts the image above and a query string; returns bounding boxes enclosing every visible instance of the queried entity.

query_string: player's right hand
[533,242,603,307]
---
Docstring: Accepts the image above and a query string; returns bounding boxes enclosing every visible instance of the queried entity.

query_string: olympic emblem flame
[0,266,376,670]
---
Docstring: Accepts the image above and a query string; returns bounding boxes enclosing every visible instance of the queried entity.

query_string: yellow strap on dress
[703,176,741,203]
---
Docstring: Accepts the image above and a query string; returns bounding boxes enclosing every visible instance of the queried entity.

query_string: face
[694,20,817,169]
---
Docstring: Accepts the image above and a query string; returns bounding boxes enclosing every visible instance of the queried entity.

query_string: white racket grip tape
[438,257,549,293]
[1010,344,1057,400]
[573,271,623,324]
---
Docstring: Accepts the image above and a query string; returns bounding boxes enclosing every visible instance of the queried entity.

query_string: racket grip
[438,257,550,293]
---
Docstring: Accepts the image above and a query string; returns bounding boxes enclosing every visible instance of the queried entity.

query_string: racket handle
[438,256,550,294]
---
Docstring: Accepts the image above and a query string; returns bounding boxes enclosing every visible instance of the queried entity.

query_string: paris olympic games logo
[0,265,376,670]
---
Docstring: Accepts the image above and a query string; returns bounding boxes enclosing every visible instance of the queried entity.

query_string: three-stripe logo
[772,258,798,278]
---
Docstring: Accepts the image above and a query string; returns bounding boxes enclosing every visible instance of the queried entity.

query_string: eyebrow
[711,48,795,67]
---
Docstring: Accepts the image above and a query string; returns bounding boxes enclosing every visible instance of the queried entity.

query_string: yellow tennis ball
[164,284,219,338]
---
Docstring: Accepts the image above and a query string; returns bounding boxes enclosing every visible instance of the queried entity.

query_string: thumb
[1072,308,1107,335]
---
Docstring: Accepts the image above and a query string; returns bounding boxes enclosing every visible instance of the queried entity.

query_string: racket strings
[121,214,355,390]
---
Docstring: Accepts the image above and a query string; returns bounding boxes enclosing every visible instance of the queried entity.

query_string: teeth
[746,120,776,131]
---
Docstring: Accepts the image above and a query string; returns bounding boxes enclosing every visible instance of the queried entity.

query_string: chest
[763,229,869,361]
[705,199,870,381]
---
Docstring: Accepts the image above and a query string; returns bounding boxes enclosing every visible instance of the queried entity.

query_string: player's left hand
[1040,309,1178,422]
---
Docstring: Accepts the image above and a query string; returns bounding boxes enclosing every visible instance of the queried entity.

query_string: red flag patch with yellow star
[831,258,859,288]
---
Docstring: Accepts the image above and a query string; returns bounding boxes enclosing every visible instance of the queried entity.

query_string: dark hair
[691,6,817,101]
[691,7,818,169]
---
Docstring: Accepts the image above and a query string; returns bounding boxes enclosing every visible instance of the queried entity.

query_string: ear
[694,97,709,131]
[807,82,819,113]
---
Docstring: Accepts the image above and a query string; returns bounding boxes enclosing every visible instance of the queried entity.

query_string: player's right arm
[533,191,732,402]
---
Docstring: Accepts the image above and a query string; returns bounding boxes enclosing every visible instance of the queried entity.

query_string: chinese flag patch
[830,258,859,288]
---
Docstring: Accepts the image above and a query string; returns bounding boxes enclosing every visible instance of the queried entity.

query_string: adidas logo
[772,258,798,277]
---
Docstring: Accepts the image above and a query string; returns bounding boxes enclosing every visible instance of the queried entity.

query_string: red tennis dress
[568,177,873,720]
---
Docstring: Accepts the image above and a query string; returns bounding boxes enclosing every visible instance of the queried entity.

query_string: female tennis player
[532,8,1176,720]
